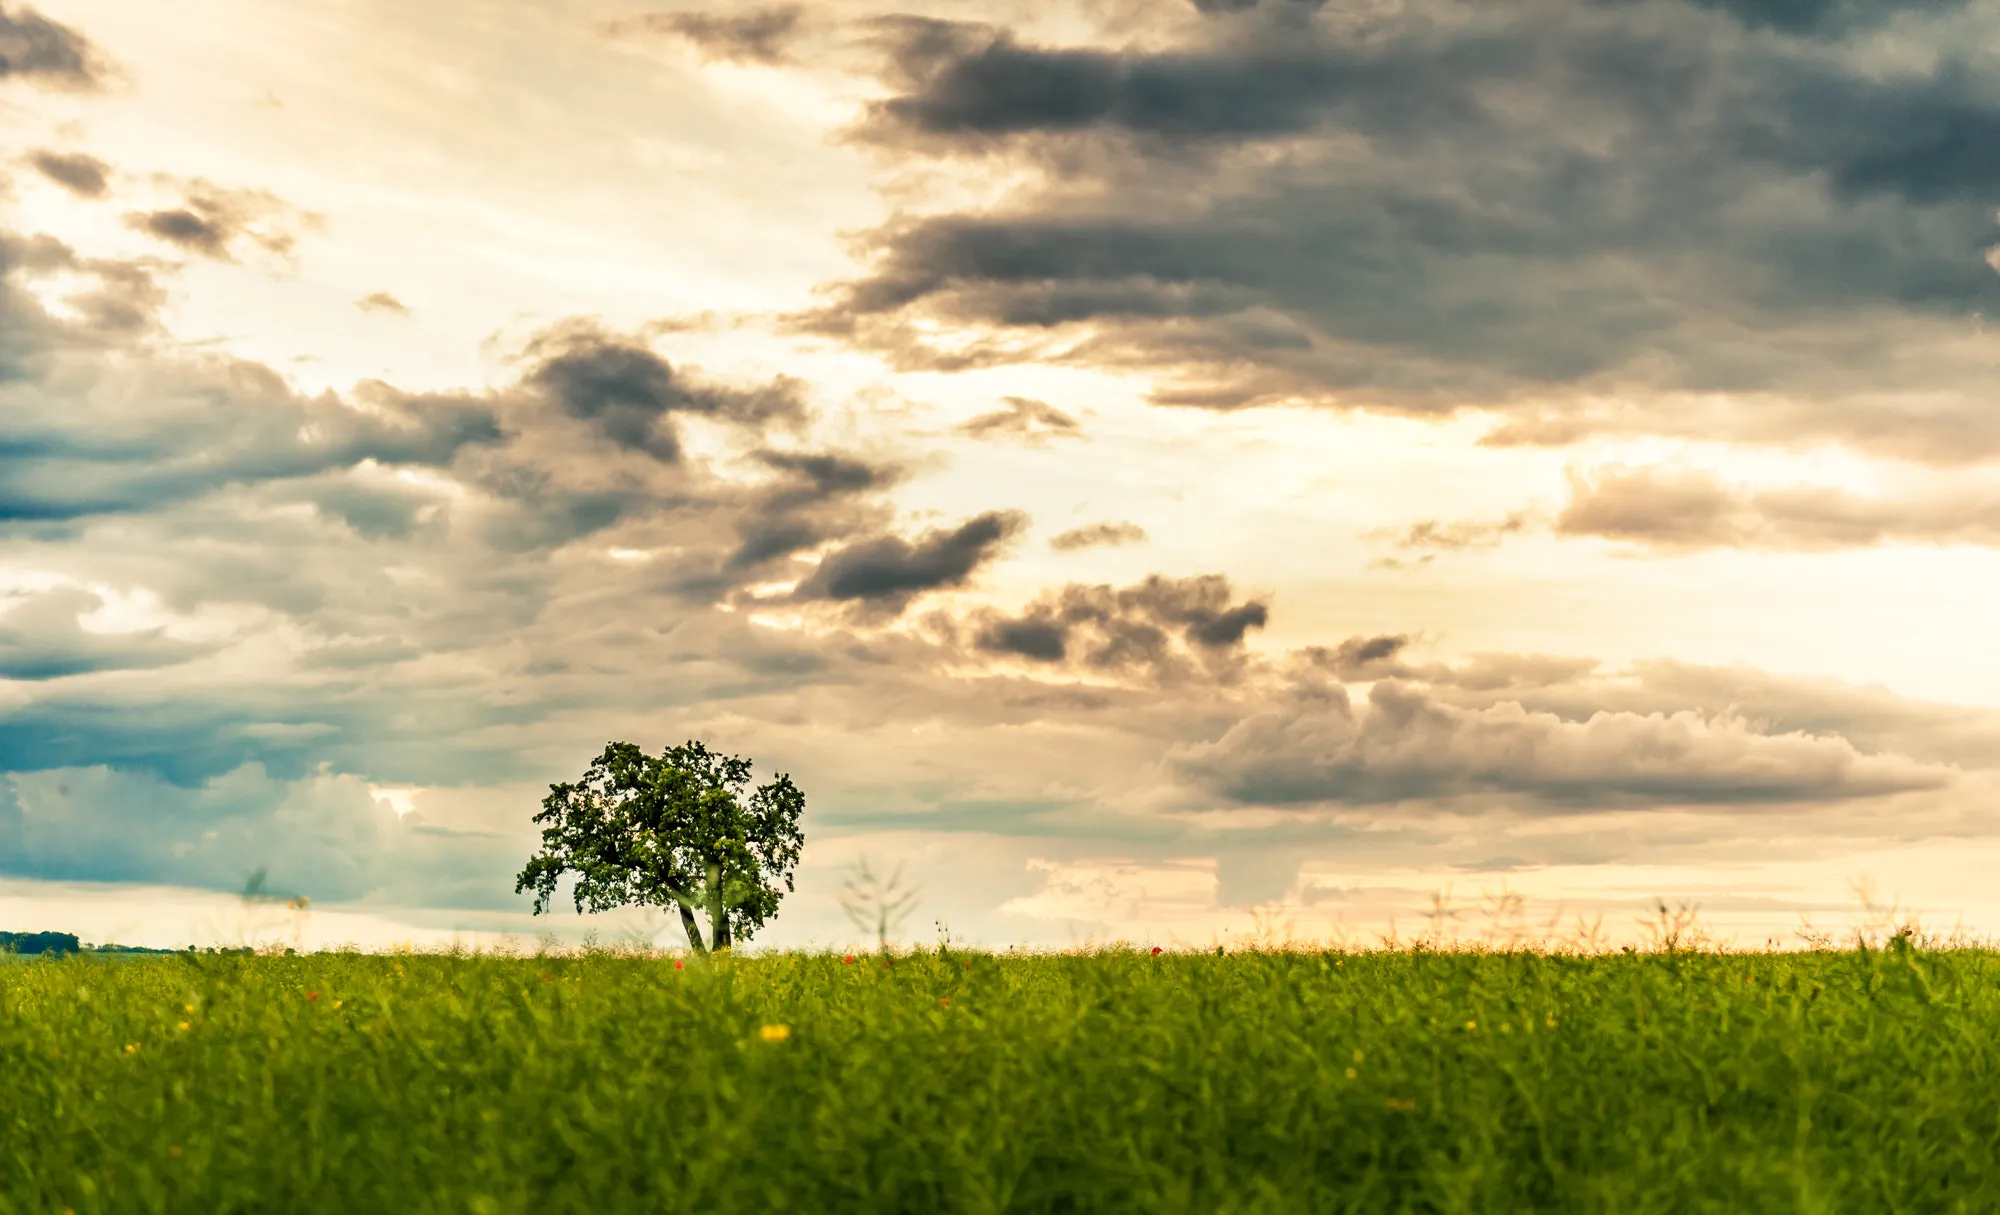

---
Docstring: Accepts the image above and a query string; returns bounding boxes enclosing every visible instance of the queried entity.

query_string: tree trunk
[676,901,707,954]
[706,861,731,952]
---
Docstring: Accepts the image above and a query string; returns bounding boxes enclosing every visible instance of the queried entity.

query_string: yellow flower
[184,1003,195,1014]
[1344,1067,1358,1079]
[123,1043,138,1054]
[1351,1048,1364,1063]
[1465,1020,1477,1030]
[177,1021,190,1031]
[759,1024,791,1043]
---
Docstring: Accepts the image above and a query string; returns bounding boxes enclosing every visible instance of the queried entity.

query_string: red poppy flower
[540,972,555,982]
[843,956,855,964]
[305,992,319,1001]
[674,960,684,970]
[1150,946,1163,956]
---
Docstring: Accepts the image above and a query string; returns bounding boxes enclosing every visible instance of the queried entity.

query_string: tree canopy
[515,740,805,954]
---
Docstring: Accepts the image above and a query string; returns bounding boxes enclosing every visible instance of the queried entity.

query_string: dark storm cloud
[26,149,109,197]
[1655,0,1971,35]
[1323,632,1410,674]
[795,0,2000,457]
[793,510,1025,613]
[1050,520,1147,551]
[0,4,104,87]
[963,573,1269,683]
[520,321,807,462]
[723,449,905,569]
[955,396,1081,442]
[1555,465,2000,551]
[130,208,226,255]
[612,6,805,64]
[0,588,208,680]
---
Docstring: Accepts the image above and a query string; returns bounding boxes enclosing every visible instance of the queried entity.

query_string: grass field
[5,941,1999,1213]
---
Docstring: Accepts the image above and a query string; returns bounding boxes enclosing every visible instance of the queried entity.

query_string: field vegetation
[5,909,2000,1213]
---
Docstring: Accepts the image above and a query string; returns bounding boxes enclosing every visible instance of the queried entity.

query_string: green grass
[5,944,2000,1213]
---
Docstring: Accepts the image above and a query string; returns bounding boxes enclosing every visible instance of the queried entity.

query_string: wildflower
[675,960,684,970]
[334,1000,343,1009]
[939,998,950,1007]
[305,992,319,1002]
[1151,946,1163,956]
[168,1146,181,1158]
[177,1021,190,1031]
[540,972,555,982]
[184,1003,195,1014]
[1345,1067,1358,1079]
[759,1024,791,1043]
[1464,1020,1477,1030]
[843,956,854,964]
[1387,1098,1416,1112]
[1545,1013,1558,1028]
[123,1043,138,1054]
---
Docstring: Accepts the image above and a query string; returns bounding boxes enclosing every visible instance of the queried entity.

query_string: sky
[5,0,2000,953]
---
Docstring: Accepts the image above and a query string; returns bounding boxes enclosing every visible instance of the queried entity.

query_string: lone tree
[515,740,806,955]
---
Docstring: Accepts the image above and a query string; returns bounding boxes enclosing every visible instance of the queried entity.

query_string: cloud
[721,448,906,572]
[1367,511,1534,552]
[959,572,1269,683]
[0,363,502,522]
[1213,848,1301,906]
[610,6,805,65]
[1172,677,1958,811]
[0,765,527,907]
[124,180,320,262]
[26,149,109,198]
[1050,520,1147,551]
[791,0,2000,459]
[0,4,106,88]
[1555,464,2000,551]
[0,587,208,680]
[1666,0,1974,36]
[955,395,1082,442]
[518,319,808,463]
[355,291,409,315]
[793,510,1026,615]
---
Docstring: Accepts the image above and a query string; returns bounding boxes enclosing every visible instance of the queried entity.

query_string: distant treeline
[0,932,192,956]
[0,931,80,955]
